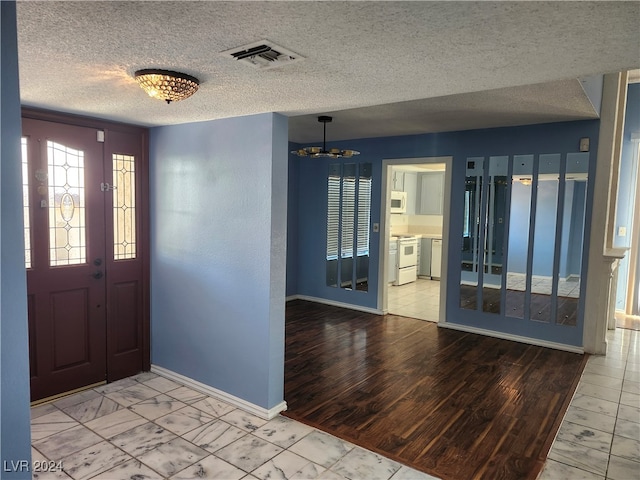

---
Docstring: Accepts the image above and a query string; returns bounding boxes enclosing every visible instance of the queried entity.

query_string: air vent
[221,40,304,70]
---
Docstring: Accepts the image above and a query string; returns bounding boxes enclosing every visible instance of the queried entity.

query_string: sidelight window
[112,153,137,260]
[21,137,32,268]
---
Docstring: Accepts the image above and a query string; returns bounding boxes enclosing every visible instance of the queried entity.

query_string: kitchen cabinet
[403,172,417,215]
[419,238,432,277]
[417,172,445,215]
[431,238,442,279]
[391,170,404,191]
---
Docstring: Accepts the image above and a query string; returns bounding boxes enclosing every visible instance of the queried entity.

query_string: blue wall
[288,120,599,346]
[616,83,640,310]
[1,1,33,476]
[150,113,288,410]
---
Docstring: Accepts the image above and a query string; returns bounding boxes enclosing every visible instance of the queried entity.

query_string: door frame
[22,107,151,378]
[378,156,453,323]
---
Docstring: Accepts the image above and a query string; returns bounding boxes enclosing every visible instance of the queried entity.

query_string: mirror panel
[460,158,484,310]
[556,152,589,326]
[505,155,534,319]
[356,163,372,292]
[530,154,561,323]
[482,156,508,314]
[326,163,341,288]
[326,163,372,292]
[340,163,356,289]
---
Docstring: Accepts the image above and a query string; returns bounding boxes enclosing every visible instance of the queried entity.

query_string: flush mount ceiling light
[291,116,360,158]
[518,177,532,186]
[134,69,199,104]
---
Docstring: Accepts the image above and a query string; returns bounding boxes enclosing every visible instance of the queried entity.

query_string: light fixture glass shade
[291,116,360,158]
[134,69,199,104]
[292,147,360,158]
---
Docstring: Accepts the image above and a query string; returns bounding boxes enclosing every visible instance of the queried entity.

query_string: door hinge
[100,182,117,192]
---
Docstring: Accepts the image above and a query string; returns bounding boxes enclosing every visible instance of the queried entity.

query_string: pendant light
[291,116,360,158]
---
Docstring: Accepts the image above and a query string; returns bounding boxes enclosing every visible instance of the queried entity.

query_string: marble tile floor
[507,272,581,298]
[538,327,640,480]
[388,278,440,322]
[31,372,439,480]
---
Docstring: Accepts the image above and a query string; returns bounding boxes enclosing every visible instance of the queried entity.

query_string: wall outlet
[618,226,627,237]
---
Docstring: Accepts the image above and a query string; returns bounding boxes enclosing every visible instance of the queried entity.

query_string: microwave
[390,191,407,214]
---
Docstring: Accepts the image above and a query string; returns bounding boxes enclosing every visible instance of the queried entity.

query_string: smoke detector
[221,40,304,70]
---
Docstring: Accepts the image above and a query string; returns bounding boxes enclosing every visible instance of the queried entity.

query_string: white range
[394,235,419,285]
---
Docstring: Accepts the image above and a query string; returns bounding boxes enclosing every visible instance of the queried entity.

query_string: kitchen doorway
[379,157,452,322]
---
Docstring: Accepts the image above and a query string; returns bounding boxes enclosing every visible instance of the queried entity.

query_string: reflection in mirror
[556,153,588,325]
[326,163,340,288]
[356,163,372,292]
[482,156,508,314]
[326,163,372,291]
[460,158,483,310]
[530,154,560,323]
[340,163,356,289]
[505,155,534,319]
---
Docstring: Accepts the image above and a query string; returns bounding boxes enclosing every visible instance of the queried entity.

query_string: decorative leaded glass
[21,137,32,268]
[113,154,136,260]
[47,141,86,266]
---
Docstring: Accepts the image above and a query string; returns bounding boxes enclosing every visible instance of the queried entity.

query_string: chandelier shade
[291,116,360,158]
[134,69,200,104]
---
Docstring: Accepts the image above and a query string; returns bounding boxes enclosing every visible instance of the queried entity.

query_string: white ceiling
[15,1,640,143]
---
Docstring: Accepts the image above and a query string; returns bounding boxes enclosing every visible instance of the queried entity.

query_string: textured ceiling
[15,1,640,143]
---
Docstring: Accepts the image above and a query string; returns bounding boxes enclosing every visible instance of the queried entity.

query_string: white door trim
[378,156,453,323]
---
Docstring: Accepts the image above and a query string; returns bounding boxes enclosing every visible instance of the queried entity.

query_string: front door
[22,115,148,401]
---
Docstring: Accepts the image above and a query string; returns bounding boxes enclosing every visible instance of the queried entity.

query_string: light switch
[579,137,590,152]
[618,226,627,237]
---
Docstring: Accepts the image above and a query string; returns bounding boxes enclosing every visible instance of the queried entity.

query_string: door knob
[91,271,103,279]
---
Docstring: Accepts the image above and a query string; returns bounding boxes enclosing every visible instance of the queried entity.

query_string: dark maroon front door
[22,115,148,401]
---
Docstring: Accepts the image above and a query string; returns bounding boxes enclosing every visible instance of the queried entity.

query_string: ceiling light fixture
[134,69,199,104]
[519,178,532,186]
[291,116,360,158]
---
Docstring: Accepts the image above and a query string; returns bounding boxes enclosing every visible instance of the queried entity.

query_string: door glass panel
[47,141,86,266]
[460,158,483,310]
[556,152,588,326]
[530,154,560,322]
[113,154,137,260]
[21,137,32,268]
[340,163,356,289]
[482,156,508,313]
[506,155,534,318]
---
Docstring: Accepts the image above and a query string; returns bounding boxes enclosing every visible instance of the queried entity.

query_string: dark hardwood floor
[460,285,578,326]
[283,300,587,480]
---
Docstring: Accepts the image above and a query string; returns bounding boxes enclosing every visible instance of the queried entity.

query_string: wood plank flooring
[283,300,587,480]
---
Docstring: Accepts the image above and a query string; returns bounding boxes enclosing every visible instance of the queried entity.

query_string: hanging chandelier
[291,116,360,158]
[134,69,200,104]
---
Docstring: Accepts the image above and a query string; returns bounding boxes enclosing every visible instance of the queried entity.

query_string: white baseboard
[286,294,383,315]
[438,323,584,354]
[150,365,287,420]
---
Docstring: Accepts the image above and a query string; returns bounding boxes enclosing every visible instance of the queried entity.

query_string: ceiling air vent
[221,40,304,70]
